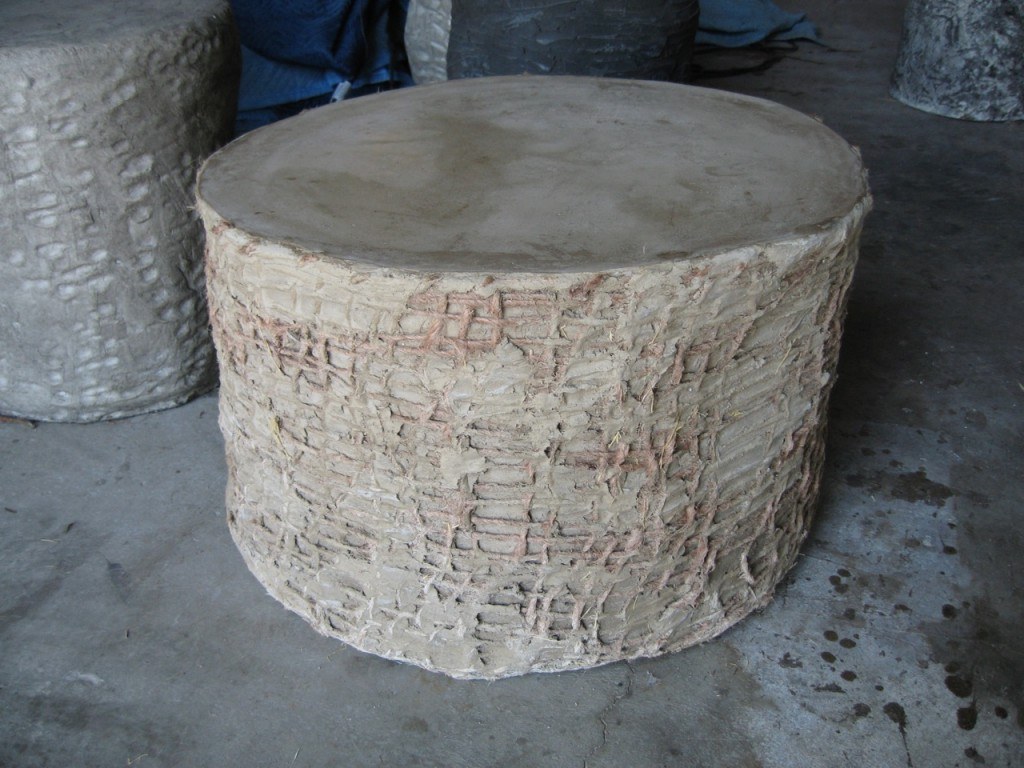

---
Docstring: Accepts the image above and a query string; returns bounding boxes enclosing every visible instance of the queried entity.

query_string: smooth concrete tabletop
[198,76,869,273]
[0,0,224,48]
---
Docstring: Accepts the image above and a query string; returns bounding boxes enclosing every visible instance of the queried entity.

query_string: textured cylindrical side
[405,0,699,83]
[891,0,1024,121]
[0,6,239,421]
[404,0,452,84]
[201,202,868,679]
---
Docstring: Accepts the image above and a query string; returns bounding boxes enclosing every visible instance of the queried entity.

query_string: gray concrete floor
[2,1,1022,766]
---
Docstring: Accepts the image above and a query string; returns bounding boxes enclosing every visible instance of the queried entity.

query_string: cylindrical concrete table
[891,0,1024,121]
[0,0,239,422]
[198,76,871,679]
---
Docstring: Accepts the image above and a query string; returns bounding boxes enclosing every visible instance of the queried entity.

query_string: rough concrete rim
[197,75,870,274]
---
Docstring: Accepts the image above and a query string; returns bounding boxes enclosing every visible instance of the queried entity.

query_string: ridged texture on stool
[404,0,452,84]
[0,0,239,421]
[197,77,871,678]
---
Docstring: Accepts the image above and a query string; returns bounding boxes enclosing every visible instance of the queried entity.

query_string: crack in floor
[582,661,636,768]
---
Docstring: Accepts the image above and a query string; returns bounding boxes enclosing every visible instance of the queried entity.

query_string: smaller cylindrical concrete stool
[0,0,239,422]
[891,0,1024,121]
[198,76,871,679]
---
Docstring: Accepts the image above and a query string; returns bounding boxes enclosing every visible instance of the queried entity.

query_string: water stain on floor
[922,596,1024,737]
[845,468,956,508]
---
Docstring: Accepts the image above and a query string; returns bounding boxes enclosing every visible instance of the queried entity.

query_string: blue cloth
[231,0,412,134]
[237,46,345,111]
[696,0,820,48]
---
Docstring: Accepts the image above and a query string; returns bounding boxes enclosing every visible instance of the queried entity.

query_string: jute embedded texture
[198,78,871,678]
[0,0,239,422]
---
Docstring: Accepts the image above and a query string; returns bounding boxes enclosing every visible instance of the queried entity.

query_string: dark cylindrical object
[446,0,699,81]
